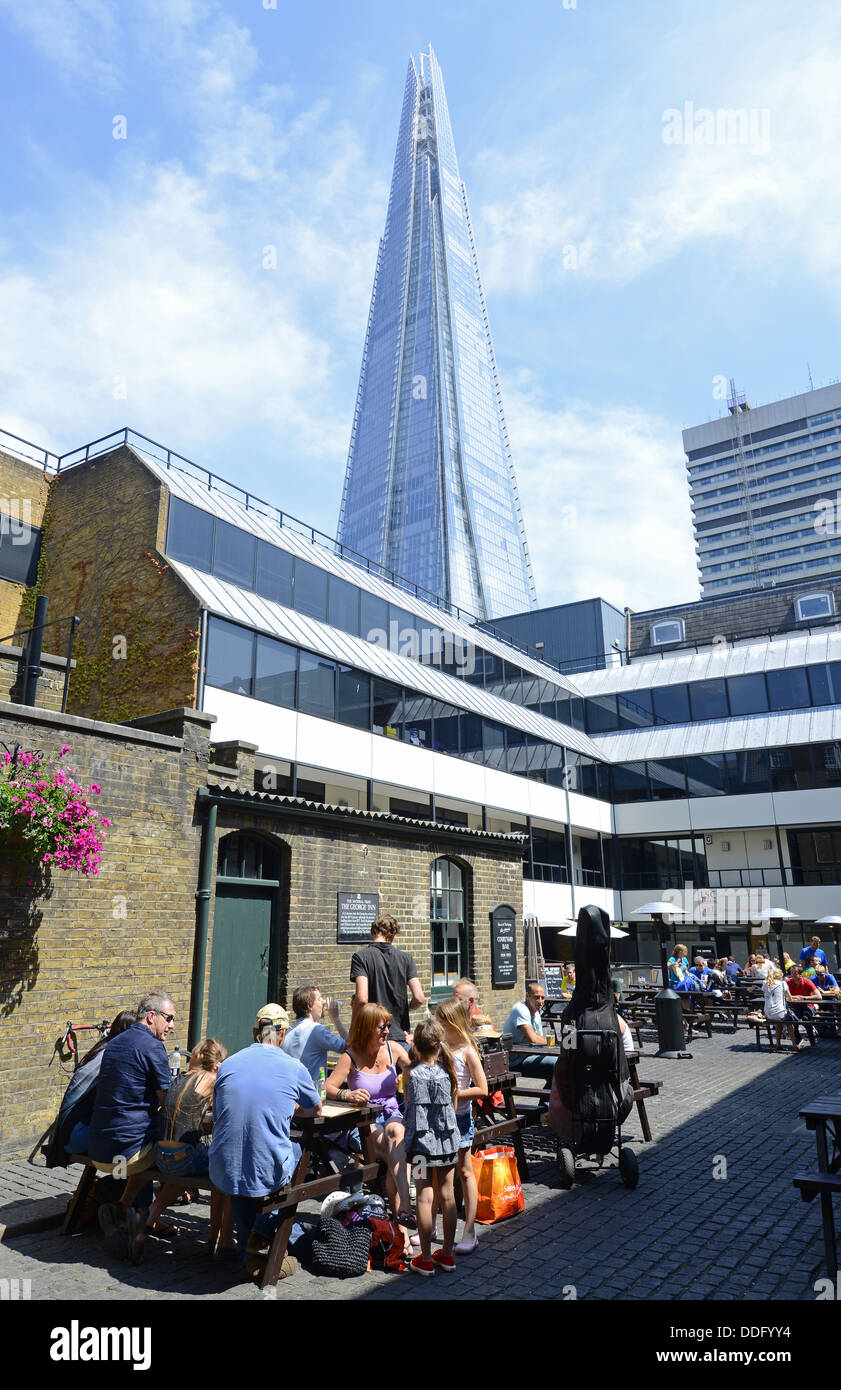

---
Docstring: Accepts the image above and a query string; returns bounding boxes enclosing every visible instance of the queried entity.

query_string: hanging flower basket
[0,745,110,877]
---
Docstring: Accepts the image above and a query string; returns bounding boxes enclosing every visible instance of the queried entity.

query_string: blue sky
[2,0,840,613]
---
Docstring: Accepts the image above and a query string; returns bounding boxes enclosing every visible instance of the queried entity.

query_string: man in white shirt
[503,982,553,1078]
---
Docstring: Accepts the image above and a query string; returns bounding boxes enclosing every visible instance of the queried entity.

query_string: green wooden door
[206,884,276,1053]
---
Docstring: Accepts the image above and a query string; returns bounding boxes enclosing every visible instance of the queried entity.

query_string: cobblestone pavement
[1,1028,838,1302]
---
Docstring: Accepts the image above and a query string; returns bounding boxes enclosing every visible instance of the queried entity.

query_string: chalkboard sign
[490,903,517,988]
[337,891,379,944]
[542,964,566,1002]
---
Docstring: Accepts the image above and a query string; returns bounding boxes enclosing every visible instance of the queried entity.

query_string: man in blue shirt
[210,1003,320,1268]
[282,985,346,1085]
[800,937,828,967]
[88,990,175,1256]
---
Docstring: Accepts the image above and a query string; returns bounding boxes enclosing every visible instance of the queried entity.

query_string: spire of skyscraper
[338,46,537,620]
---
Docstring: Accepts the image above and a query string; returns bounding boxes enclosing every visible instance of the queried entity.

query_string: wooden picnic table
[793,1094,841,1278]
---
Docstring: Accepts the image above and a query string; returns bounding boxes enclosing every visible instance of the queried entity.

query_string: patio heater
[751,906,800,976]
[630,903,691,1059]
[814,916,841,975]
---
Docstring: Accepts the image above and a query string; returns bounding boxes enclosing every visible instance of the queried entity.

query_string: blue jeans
[229,1141,302,1264]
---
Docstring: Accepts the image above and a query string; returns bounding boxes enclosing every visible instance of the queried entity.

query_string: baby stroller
[547,905,638,1190]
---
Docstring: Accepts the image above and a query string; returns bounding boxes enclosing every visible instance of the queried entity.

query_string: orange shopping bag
[470,1145,525,1224]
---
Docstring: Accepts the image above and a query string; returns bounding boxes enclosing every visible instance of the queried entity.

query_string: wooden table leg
[61,1165,96,1236]
[504,1087,529,1182]
[261,1147,312,1290]
[819,1191,838,1279]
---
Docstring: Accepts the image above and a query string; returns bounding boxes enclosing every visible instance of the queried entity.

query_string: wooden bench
[793,1095,841,1277]
[62,1103,387,1289]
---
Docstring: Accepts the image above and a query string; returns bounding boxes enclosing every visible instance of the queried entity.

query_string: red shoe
[410,1255,435,1277]
[431,1250,456,1273]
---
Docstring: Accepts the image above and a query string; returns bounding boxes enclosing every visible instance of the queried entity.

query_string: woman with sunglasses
[326,1003,413,1232]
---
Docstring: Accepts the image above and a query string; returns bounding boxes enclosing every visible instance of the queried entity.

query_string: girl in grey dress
[404,1019,460,1275]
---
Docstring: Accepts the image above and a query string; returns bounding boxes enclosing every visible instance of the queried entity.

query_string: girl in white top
[763,968,808,1051]
[436,1000,488,1254]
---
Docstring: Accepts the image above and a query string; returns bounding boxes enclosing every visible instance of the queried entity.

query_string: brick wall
[0,449,51,638]
[33,445,201,723]
[0,703,213,1162]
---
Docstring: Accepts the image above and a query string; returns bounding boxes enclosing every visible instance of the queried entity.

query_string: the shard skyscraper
[338,47,537,621]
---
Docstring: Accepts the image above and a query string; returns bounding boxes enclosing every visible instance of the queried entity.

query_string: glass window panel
[213,519,256,587]
[329,578,360,635]
[768,745,814,792]
[813,742,841,787]
[372,679,402,739]
[723,750,770,795]
[206,617,253,695]
[647,758,687,800]
[166,498,214,570]
[685,753,727,797]
[294,560,329,622]
[568,697,586,731]
[808,662,841,707]
[688,678,728,721]
[297,651,335,720]
[336,666,370,729]
[585,694,619,734]
[256,542,293,606]
[401,693,433,748]
[254,635,296,708]
[0,524,41,585]
[553,693,571,726]
[360,591,389,645]
[610,762,650,804]
[432,702,461,756]
[483,720,506,770]
[545,744,568,788]
[726,672,769,716]
[766,666,811,711]
[652,684,691,724]
[578,756,606,800]
[389,607,420,657]
[539,699,557,721]
[459,712,484,762]
[617,689,654,730]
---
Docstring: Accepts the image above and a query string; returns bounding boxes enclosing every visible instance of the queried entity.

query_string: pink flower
[90,784,101,795]
[60,745,71,755]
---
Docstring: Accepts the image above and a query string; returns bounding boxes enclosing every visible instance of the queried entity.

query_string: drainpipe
[196,608,208,710]
[24,595,48,706]
[189,798,217,1049]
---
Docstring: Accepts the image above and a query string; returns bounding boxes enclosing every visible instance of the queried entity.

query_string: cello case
[548,904,634,1154]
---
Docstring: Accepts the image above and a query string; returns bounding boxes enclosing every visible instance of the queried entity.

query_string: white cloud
[0,0,121,92]
[506,383,699,611]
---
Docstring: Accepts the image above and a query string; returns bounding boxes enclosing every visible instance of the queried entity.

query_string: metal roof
[136,448,581,695]
[591,706,841,761]
[170,560,605,759]
[203,785,527,842]
[574,629,841,696]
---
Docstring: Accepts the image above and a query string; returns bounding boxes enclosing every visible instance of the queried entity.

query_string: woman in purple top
[326,1003,412,1231]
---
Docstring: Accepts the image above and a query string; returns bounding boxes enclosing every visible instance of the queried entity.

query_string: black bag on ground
[309,1215,372,1278]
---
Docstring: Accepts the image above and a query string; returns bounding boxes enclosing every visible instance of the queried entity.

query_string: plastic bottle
[170,1046,181,1077]
[318,1066,327,1102]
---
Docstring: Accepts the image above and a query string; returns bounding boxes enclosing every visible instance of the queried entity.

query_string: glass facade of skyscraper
[685,383,841,596]
[338,47,537,622]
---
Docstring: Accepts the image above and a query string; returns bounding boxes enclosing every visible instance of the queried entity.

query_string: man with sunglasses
[87,991,176,1256]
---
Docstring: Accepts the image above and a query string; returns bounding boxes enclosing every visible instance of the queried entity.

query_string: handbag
[309,1214,372,1278]
[155,1075,208,1173]
[470,1145,525,1224]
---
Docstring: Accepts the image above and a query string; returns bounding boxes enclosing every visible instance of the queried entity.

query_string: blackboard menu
[543,964,566,1001]
[337,891,379,944]
[490,903,517,987]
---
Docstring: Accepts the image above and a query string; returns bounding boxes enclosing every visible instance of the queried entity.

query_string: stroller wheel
[557,1146,575,1189]
[618,1146,639,1189]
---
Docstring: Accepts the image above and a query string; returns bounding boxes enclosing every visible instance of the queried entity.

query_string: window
[372,679,402,739]
[685,754,727,797]
[213,519,256,587]
[617,689,654,730]
[808,662,841,707]
[336,666,370,729]
[401,694,433,748]
[328,578,360,635]
[647,759,687,801]
[795,592,835,622]
[256,542,293,606]
[205,617,254,695]
[217,832,281,881]
[297,651,335,719]
[651,683,691,725]
[430,858,468,991]
[726,672,769,716]
[650,619,684,646]
[768,746,813,792]
[360,591,389,645]
[611,763,650,804]
[689,679,728,722]
[766,667,811,711]
[294,560,329,622]
[585,693,619,734]
[0,522,41,586]
[431,702,461,756]
[254,635,296,707]
[166,497,214,570]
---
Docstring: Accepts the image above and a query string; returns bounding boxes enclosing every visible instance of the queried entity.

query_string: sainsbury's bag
[470,1145,525,1224]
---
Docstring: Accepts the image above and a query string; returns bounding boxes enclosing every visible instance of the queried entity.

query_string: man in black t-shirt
[350,914,425,1043]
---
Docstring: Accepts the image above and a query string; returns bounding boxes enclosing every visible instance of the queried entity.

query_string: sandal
[150,1220,180,1238]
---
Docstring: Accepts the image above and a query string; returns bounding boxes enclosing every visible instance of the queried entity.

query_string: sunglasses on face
[155,1010,175,1023]
[377,1022,390,1031]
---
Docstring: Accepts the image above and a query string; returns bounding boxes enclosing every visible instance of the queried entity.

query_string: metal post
[196,609,208,710]
[61,615,80,714]
[189,798,217,1050]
